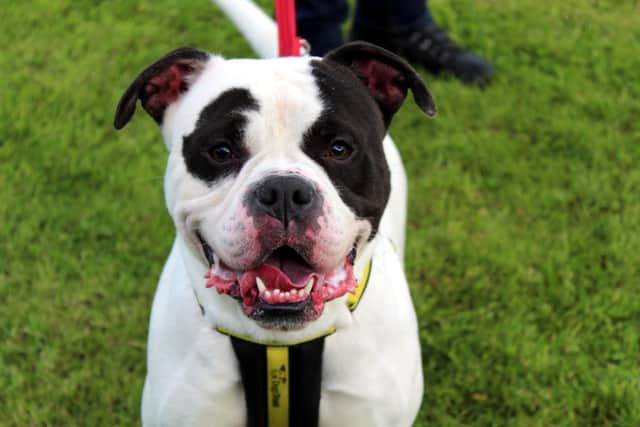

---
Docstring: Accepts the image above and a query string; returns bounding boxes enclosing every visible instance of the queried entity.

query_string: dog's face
[115,43,434,331]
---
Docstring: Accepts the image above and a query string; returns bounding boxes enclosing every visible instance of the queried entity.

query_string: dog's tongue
[255,262,313,290]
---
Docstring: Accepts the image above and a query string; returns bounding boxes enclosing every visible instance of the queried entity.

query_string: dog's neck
[176,233,379,345]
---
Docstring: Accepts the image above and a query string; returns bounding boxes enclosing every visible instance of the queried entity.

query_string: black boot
[351,21,494,84]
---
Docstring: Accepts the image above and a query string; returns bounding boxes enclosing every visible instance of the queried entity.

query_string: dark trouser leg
[296,0,349,56]
[354,0,433,32]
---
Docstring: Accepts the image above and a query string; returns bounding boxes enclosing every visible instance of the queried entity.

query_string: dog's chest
[160,333,407,427]
[144,239,420,426]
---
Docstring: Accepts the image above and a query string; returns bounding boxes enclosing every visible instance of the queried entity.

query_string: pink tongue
[254,263,312,290]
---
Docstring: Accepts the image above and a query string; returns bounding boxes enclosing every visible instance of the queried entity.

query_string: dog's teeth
[256,277,266,293]
[264,290,272,299]
[274,289,280,295]
[303,278,314,294]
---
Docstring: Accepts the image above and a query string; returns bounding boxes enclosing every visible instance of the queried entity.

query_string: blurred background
[1,1,639,425]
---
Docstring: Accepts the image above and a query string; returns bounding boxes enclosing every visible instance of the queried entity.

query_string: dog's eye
[328,138,353,160]
[208,142,233,163]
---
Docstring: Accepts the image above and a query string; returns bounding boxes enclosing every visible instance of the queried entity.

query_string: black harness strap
[231,336,325,427]
[287,338,324,427]
[230,337,268,427]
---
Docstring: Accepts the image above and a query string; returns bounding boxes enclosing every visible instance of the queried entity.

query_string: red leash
[275,0,304,56]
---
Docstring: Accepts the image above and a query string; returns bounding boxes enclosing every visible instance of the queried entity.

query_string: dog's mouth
[197,233,357,329]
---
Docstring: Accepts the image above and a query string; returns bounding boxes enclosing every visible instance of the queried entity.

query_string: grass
[1,0,639,425]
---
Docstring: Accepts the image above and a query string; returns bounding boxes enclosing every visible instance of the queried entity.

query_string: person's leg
[351,0,494,84]
[354,0,433,30]
[296,0,349,56]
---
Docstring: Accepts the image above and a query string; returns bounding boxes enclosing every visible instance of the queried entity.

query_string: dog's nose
[254,176,318,226]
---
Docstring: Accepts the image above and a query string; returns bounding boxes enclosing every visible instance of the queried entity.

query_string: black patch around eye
[305,60,391,237]
[182,88,259,183]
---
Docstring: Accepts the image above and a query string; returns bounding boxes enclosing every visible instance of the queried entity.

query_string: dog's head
[114,42,434,332]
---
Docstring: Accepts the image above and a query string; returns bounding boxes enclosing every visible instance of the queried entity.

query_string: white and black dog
[114,22,435,427]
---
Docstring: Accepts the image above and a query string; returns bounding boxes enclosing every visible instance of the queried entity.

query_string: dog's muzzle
[196,174,361,329]
[197,238,358,330]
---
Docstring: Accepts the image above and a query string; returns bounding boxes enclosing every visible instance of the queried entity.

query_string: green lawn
[1,1,639,425]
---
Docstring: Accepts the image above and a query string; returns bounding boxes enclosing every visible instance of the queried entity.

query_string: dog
[114,40,435,426]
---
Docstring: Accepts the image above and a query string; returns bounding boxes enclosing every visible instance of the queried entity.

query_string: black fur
[182,88,259,183]
[305,59,391,236]
[302,42,435,237]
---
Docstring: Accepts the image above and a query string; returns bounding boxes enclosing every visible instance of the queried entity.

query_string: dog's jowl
[115,42,435,427]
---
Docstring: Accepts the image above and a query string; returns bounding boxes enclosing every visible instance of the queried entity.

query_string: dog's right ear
[114,47,210,130]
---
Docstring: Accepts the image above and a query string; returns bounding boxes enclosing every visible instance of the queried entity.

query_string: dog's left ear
[324,41,436,125]
[114,47,210,130]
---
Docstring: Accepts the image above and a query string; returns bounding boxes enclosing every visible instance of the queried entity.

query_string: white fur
[141,1,421,425]
[143,236,421,427]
